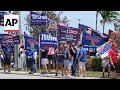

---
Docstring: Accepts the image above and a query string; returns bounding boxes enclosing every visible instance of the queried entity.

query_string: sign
[97,42,112,59]
[82,31,105,47]
[4,15,19,32]
[13,35,20,44]
[58,25,80,42]
[0,34,20,44]
[30,11,50,25]
[39,32,58,47]
[0,34,14,44]
[0,12,7,26]
[24,36,39,51]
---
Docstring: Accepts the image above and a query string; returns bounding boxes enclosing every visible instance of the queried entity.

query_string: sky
[0,11,116,35]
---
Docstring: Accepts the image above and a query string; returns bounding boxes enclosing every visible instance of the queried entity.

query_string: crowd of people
[40,42,86,77]
[0,41,119,78]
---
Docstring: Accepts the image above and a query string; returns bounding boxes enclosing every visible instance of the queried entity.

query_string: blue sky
[0,11,116,34]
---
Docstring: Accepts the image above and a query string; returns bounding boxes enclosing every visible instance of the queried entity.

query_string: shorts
[56,59,63,64]
[110,63,117,71]
[41,58,48,65]
[4,58,11,65]
[102,59,110,67]
[64,60,73,70]
[48,55,54,60]
[79,61,86,71]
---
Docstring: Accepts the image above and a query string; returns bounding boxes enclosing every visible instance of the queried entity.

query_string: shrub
[91,57,102,71]
[116,58,120,73]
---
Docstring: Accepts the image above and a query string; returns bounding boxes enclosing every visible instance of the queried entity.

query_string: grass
[10,68,120,79]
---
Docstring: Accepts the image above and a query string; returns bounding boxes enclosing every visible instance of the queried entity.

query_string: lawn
[10,68,120,79]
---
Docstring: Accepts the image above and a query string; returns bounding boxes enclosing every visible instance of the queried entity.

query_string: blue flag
[24,36,39,52]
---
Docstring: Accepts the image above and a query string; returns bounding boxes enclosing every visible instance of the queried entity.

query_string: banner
[39,32,58,47]
[0,12,7,26]
[24,36,39,51]
[97,42,112,59]
[30,11,50,25]
[13,35,20,44]
[58,25,80,42]
[82,32,105,47]
[0,34,14,44]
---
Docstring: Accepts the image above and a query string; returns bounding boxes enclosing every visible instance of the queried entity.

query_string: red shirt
[108,48,118,64]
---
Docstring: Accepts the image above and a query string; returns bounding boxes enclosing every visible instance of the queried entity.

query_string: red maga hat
[112,43,117,47]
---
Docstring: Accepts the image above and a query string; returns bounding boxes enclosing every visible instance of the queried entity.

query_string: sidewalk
[0,70,102,79]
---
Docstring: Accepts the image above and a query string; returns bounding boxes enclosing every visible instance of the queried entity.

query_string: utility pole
[13,11,22,68]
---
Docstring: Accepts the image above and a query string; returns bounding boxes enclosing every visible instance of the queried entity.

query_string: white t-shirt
[19,48,25,58]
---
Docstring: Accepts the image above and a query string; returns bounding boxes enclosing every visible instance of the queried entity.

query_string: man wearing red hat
[108,43,118,79]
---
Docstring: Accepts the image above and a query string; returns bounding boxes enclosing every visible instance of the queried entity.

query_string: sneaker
[44,72,48,74]
[55,74,58,76]
[68,75,73,78]
[41,72,44,74]
[28,72,33,74]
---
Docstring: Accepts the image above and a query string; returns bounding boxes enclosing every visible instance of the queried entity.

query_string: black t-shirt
[41,49,48,58]
[70,47,77,59]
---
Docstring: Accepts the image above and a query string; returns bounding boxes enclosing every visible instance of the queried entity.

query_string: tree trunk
[103,22,105,34]
[96,12,98,31]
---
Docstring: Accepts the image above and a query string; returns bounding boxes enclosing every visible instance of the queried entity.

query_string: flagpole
[46,11,47,32]
[39,32,41,73]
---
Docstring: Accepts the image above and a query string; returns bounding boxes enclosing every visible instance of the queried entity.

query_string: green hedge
[91,57,102,71]
[90,57,120,72]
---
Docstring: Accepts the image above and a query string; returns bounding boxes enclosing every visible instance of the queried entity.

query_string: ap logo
[4,15,19,32]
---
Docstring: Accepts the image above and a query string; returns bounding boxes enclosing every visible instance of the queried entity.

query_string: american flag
[47,19,57,31]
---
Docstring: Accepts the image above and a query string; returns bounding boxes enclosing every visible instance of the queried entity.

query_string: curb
[0,70,104,79]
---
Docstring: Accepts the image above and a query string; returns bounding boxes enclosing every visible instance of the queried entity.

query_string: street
[0,70,101,79]
[0,73,61,79]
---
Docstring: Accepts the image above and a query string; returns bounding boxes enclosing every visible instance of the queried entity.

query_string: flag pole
[39,32,41,73]
[46,11,48,33]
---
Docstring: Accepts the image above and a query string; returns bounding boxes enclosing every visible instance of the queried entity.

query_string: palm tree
[99,11,120,34]
[96,11,100,31]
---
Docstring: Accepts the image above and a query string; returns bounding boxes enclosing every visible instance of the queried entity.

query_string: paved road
[0,70,102,79]
[0,73,62,79]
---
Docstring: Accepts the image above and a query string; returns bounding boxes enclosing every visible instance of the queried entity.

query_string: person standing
[78,44,87,77]
[63,44,73,77]
[75,43,80,73]
[19,45,26,70]
[2,44,12,73]
[0,51,4,69]
[70,43,77,77]
[108,43,118,79]
[40,46,49,74]
[26,49,35,74]
[55,44,64,76]
[33,49,37,73]
[48,47,55,73]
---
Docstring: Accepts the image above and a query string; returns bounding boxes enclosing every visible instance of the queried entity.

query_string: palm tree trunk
[96,12,98,31]
[103,22,105,34]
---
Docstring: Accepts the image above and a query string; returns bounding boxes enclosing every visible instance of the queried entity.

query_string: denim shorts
[56,59,63,64]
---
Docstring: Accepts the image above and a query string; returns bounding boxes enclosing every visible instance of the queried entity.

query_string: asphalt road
[0,73,61,79]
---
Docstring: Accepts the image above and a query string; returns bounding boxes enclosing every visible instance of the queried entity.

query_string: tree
[25,11,70,40]
[99,11,120,34]
[96,11,98,31]
[113,22,120,49]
